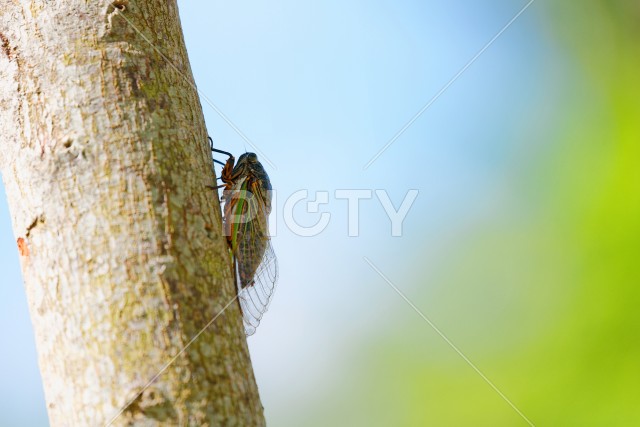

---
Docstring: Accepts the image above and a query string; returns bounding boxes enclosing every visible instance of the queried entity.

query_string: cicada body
[212,143,278,335]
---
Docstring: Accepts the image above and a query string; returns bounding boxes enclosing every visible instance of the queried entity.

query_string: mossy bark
[0,1,265,425]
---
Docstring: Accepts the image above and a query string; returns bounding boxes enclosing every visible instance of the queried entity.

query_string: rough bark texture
[0,1,265,426]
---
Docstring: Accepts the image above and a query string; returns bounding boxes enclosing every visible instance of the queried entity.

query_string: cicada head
[233,152,259,175]
[233,153,272,192]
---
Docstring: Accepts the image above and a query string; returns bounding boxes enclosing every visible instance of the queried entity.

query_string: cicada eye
[247,153,258,163]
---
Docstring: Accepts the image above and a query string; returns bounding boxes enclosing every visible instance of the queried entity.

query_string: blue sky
[0,1,559,425]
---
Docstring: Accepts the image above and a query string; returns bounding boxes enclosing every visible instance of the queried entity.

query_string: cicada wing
[230,179,277,335]
[221,176,247,242]
[237,241,278,335]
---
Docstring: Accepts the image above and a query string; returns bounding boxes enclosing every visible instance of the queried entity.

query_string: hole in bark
[112,0,128,11]
[25,215,45,238]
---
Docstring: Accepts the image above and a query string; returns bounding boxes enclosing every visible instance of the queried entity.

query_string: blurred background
[2,0,639,425]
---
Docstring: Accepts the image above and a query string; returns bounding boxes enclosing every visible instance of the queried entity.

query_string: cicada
[210,138,278,335]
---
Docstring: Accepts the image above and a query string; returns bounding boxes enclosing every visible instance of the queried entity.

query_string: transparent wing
[237,241,278,335]
[228,178,278,335]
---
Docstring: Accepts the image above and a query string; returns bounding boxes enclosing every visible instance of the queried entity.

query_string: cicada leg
[209,137,233,162]
[208,137,235,183]
[209,136,231,172]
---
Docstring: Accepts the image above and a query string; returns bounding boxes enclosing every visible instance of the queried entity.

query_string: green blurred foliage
[291,2,640,426]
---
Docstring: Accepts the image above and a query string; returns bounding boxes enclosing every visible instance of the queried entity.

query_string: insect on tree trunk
[0,1,265,425]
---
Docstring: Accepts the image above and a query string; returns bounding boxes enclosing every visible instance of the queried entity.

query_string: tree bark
[0,1,265,426]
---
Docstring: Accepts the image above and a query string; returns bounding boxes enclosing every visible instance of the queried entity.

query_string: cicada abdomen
[212,142,278,335]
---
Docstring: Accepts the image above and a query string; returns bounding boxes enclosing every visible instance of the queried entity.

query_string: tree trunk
[0,1,265,426]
